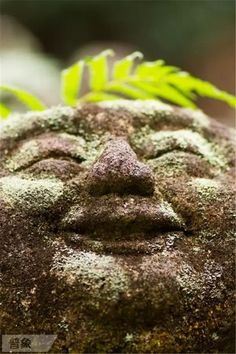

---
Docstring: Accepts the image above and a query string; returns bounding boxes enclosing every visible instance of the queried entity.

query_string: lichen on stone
[53,250,130,303]
[190,178,221,201]
[0,106,74,142]
[98,99,174,116]
[133,128,228,169]
[176,258,225,301]
[5,140,40,171]
[0,175,64,211]
[0,100,235,353]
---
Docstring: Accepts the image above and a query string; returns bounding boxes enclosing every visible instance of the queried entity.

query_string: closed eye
[137,129,225,168]
[147,146,202,160]
[147,151,215,178]
[18,157,86,180]
[16,153,86,172]
[4,134,87,172]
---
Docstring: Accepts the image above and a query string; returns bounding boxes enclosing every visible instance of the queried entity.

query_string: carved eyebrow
[4,133,87,172]
[136,129,227,168]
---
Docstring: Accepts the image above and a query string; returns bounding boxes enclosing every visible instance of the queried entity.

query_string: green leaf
[0,103,11,119]
[0,85,46,111]
[80,92,120,103]
[87,49,114,91]
[2,50,236,120]
[61,60,84,106]
[130,80,196,108]
[136,61,178,82]
[188,76,236,107]
[107,82,154,99]
[113,51,143,80]
[166,73,236,107]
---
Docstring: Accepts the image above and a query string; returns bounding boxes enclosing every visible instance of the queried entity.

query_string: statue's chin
[52,246,185,330]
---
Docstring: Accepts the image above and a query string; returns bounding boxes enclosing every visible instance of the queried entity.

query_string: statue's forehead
[0,101,234,154]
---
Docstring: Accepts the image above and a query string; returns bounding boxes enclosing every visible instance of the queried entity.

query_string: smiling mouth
[58,231,185,255]
[58,198,185,254]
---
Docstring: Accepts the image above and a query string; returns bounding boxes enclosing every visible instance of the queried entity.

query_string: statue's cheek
[159,176,234,231]
[0,176,64,214]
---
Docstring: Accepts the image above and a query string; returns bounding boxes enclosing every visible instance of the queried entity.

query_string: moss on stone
[190,178,221,201]
[0,175,64,211]
[5,140,40,171]
[54,250,130,302]
[133,128,227,168]
[0,100,235,353]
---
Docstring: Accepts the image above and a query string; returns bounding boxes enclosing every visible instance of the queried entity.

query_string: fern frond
[80,92,120,103]
[130,81,196,108]
[0,85,46,119]
[113,51,143,80]
[87,49,114,91]
[166,72,236,108]
[0,103,11,119]
[61,61,84,105]
[71,51,235,108]
[1,50,235,120]
[106,81,154,100]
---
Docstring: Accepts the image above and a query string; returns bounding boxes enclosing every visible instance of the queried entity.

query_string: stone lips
[0,101,235,353]
[60,198,185,236]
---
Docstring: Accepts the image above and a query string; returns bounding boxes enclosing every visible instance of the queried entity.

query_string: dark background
[0,0,235,125]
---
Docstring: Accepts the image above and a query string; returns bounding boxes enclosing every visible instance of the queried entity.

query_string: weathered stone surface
[0,100,235,353]
[88,137,155,196]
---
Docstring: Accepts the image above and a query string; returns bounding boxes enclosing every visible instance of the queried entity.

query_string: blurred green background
[0,0,235,125]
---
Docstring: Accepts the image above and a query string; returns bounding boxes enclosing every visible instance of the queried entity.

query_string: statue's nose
[88,137,155,196]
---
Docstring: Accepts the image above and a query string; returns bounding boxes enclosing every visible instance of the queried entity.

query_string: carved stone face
[0,101,235,352]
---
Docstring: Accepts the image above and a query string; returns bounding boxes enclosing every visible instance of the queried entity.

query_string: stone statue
[0,101,235,353]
